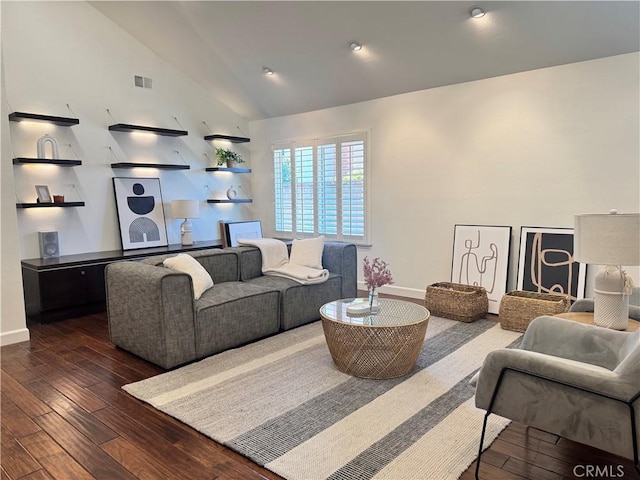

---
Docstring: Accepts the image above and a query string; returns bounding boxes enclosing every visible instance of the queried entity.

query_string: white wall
[1,1,256,344]
[249,53,640,298]
[1,14,29,345]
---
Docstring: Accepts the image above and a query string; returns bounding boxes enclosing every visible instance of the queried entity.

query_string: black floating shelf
[13,158,82,166]
[204,134,250,143]
[109,123,188,137]
[9,112,79,127]
[110,162,190,170]
[17,202,85,209]
[205,167,252,173]
[207,199,253,204]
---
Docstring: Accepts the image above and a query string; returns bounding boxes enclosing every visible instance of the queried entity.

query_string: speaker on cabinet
[39,231,60,258]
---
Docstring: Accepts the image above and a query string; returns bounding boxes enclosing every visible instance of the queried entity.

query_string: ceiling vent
[134,75,153,89]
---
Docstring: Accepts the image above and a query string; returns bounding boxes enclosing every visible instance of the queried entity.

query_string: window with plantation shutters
[273,133,368,242]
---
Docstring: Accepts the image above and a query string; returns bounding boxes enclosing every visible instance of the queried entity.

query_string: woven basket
[424,282,488,322]
[499,290,570,332]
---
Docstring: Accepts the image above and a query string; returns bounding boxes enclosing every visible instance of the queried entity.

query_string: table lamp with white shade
[574,210,640,330]
[172,200,199,246]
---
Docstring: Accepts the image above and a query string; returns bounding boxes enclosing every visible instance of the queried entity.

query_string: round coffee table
[320,298,430,379]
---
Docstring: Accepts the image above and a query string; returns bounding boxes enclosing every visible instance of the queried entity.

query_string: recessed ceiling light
[469,6,486,18]
[350,42,363,52]
[263,67,274,75]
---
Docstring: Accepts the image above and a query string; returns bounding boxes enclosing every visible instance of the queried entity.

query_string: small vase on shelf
[369,286,379,313]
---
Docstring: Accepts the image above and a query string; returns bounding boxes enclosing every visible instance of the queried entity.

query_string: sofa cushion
[290,236,325,269]
[194,281,280,358]
[246,273,343,330]
[163,253,214,300]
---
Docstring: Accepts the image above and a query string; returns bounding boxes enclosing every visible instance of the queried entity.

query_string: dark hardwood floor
[2,310,637,480]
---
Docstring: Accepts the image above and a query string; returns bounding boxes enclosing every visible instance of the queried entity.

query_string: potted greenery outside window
[215,147,246,168]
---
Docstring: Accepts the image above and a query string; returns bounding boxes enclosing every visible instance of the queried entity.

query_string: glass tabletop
[320,298,429,326]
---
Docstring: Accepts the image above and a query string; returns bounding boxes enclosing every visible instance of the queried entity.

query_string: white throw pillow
[289,236,325,269]
[163,253,214,300]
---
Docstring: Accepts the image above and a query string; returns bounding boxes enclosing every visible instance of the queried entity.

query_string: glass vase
[369,286,379,313]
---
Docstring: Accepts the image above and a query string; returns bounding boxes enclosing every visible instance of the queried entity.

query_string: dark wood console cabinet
[21,240,222,324]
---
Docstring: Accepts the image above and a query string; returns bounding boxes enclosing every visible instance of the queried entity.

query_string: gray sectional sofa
[105,242,357,369]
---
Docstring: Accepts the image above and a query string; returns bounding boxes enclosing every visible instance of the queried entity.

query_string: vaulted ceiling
[91,1,639,120]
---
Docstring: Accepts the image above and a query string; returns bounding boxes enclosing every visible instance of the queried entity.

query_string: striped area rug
[123,316,521,480]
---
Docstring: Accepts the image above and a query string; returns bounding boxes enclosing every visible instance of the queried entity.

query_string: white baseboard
[357,282,425,300]
[1,328,30,346]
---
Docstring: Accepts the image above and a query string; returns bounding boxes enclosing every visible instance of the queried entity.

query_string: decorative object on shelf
[226,186,238,200]
[215,147,245,168]
[517,226,586,302]
[363,256,394,313]
[53,195,65,204]
[574,210,640,330]
[35,185,52,203]
[172,200,199,246]
[113,177,168,250]
[36,134,60,159]
[450,224,511,314]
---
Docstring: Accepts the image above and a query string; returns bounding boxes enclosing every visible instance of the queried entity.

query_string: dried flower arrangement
[363,256,394,291]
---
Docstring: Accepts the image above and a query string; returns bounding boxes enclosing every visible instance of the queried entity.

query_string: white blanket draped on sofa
[237,238,329,285]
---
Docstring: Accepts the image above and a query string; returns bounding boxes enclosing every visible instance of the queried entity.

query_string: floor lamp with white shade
[574,210,640,330]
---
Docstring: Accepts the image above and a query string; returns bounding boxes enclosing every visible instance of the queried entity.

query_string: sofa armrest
[475,348,637,411]
[105,261,197,369]
[521,316,629,370]
[322,242,357,298]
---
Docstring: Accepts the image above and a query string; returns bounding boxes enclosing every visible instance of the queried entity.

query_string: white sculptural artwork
[226,186,238,199]
[37,134,60,159]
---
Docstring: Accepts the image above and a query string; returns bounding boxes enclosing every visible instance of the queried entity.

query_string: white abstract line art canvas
[451,225,512,314]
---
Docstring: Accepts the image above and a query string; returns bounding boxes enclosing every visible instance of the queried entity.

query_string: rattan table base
[320,300,430,379]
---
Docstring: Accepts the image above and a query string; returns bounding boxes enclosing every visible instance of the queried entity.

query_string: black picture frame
[517,226,586,301]
[223,220,262,247]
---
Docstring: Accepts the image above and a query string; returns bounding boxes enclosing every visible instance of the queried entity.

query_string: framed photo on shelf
[223,220,262,247]
[517,226,586,301]
[450,224,512,314]
[113,177,168,250]
[35,185,52,203]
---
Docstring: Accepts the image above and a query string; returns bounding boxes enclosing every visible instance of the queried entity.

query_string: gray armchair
[473,316,640,479]
[570,286,640,320]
